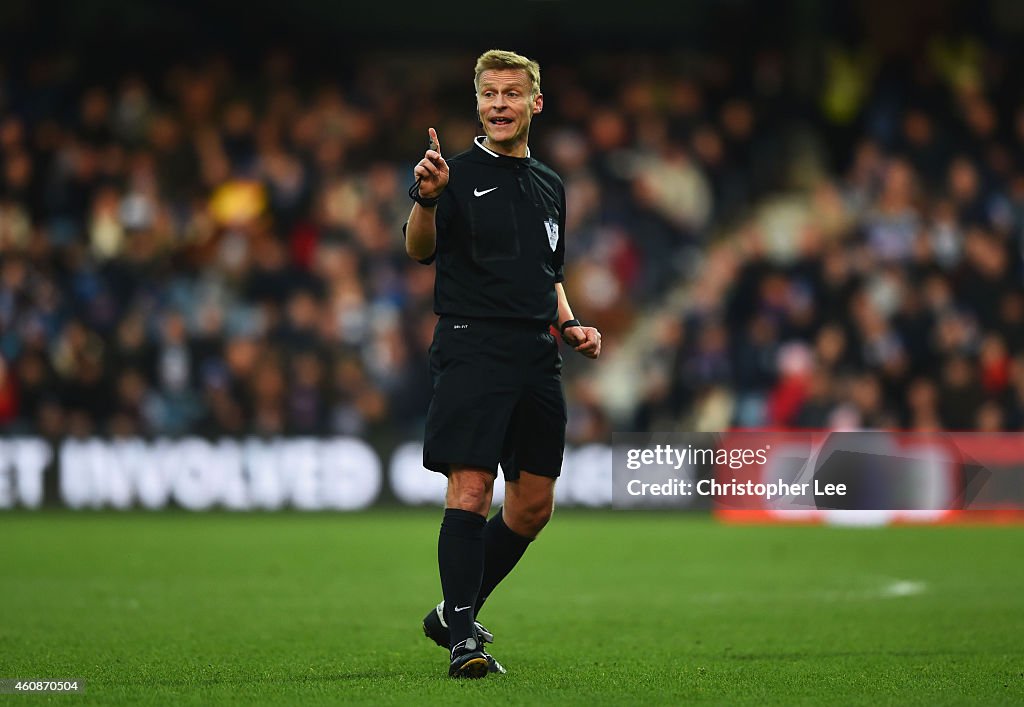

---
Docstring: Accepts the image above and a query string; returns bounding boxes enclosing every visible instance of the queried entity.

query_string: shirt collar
[474,136,531,159]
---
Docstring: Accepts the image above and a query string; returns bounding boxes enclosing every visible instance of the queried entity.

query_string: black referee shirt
[409,137,566,323]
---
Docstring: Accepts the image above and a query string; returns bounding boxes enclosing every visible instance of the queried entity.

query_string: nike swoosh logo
[473,187,498,197]
[454,605,472,612]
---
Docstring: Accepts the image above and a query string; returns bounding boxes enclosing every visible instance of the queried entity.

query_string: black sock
[438,508,486,650]
[474,508,533,615]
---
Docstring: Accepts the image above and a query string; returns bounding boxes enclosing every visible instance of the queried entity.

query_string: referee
[405,49,602,679]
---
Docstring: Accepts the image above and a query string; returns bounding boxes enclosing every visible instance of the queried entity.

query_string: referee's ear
[532,92,543,115]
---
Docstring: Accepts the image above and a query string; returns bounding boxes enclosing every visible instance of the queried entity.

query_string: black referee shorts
[423,316,567,480]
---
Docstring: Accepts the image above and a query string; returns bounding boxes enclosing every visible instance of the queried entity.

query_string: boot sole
[450,656,489,679]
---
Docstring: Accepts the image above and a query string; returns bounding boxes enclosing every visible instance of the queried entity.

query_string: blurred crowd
[0,36,1022,444]
[0,49,787,443]
[634,37,1024,434]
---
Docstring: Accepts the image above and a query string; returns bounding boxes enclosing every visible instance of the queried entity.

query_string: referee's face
[476,69,543,155]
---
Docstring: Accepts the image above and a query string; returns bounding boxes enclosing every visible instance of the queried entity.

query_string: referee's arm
[556,282,602,359]
[555,282,577,333]
[406,128,448,261]
[406,202,438,261]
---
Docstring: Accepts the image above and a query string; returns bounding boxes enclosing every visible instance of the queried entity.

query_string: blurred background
[1,0,1024,508]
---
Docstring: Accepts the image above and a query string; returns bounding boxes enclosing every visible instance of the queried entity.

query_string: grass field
[1,511,1022,705]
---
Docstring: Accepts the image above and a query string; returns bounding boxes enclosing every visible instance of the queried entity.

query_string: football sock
[438,507,486,650]
[474,507,533,615]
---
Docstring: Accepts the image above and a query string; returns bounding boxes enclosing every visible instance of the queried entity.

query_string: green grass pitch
[1,511,1022,705]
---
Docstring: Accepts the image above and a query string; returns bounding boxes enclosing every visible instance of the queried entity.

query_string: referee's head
[474,50,543,153]
[474,49,541,99]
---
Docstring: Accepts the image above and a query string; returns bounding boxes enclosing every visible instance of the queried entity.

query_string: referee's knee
[445,469,494,516]
[505,499,554,538]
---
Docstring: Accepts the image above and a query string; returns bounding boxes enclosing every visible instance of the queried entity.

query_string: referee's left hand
[564,326,601,359]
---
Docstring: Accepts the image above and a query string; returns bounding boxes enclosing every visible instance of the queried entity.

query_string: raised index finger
[428,127,441,156]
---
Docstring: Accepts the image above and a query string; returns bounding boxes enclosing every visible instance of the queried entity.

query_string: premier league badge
[544,217,559,252]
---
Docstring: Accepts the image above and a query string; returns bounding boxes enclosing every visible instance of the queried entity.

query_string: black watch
[559,319,582,341]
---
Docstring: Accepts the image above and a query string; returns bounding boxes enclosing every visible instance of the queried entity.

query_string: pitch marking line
[879,580,927,598]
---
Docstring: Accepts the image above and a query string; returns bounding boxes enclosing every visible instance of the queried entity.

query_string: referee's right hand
[414,127,449,199]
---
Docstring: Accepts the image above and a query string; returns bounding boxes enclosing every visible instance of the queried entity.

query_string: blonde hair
[474,49,541,98]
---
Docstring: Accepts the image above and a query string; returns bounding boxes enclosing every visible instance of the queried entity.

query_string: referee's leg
[438,467,493,652]
[473,471,554,615]
[503,470,555,537]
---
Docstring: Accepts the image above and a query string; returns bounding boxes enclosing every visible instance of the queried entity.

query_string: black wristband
[559,319,581,335]
[408,181,440,208]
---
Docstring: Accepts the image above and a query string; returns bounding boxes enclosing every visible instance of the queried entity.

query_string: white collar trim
[475,136,530,158]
